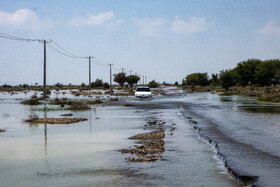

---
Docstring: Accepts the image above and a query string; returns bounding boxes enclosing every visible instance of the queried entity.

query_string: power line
[92,57,108,66]
[47,43,85,59]
[52,41,85,59]
[0,32,51,43]
[0,32,150,84]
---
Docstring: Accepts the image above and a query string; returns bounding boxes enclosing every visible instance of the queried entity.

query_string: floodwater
[1,89,278,186]
[139,88,280,186]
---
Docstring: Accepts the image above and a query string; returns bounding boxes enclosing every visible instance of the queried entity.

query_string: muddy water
[1,90,243,186]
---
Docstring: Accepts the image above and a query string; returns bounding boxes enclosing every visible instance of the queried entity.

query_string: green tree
[113,72,127,86]
[256,59,280,86]
[209,73,219,86]
[235,59,262,86]
[90,79,103,88]
[126,75,140,87]
[219,69,236,89]
[22,83,29,88]
[182,79,186,86]
[186,73,209,86]
[148,80,159,88]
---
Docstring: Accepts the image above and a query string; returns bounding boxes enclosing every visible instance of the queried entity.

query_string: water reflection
[239,105,280,113]
[219,96,234,102]
[218,95,280,114]
[44,108,49,168]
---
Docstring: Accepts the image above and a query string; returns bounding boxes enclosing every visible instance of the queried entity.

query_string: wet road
[131,87,280,186]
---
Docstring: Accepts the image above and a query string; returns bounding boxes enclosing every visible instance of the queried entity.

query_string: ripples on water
[175,92,280,186]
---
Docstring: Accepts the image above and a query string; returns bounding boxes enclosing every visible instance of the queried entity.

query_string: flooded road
[132,88,280,186]
[1,89,279,186]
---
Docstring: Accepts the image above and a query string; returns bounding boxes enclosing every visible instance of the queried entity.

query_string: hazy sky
[0,0,280,85]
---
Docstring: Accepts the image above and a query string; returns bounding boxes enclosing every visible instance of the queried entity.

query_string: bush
[21,95,42,105]
[90,79,103,88]
[22,84,29,88]
[69,101,90,110]
[2,84,12,88]
[55,82,63,88]
[103,82,110,89]
[148,80,159,88]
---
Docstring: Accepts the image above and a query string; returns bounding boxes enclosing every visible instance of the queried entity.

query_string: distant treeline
[183,58,280,89]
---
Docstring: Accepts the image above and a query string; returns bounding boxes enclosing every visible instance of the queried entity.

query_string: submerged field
[1,88,280,186]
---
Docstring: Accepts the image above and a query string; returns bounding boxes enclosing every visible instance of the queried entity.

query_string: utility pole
[143,75,144,85]
[122,68,124,73]
[88,56,93,89]
[109,64,113,94]
[145,76,147,85]
[43,40,46,96]
[42,40,52,96]
[129,70,132,76]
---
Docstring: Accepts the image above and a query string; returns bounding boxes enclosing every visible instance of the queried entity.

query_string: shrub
[22,84,29,88]
[90,79,103,88]
[69,101,90,110]
[21,95,42,105]
[2,84,12,88]
[55,82,63,88]
[148,80,159,88]
[103,82,110,89]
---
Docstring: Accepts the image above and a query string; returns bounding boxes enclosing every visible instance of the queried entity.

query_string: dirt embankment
[120,119,170,162]
[25,117,87,124]
[120,130,165,162]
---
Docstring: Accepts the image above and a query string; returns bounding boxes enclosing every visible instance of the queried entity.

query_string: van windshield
[136,88,151,92]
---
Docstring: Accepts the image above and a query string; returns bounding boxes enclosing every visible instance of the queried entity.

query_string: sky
[0,0,280,85]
